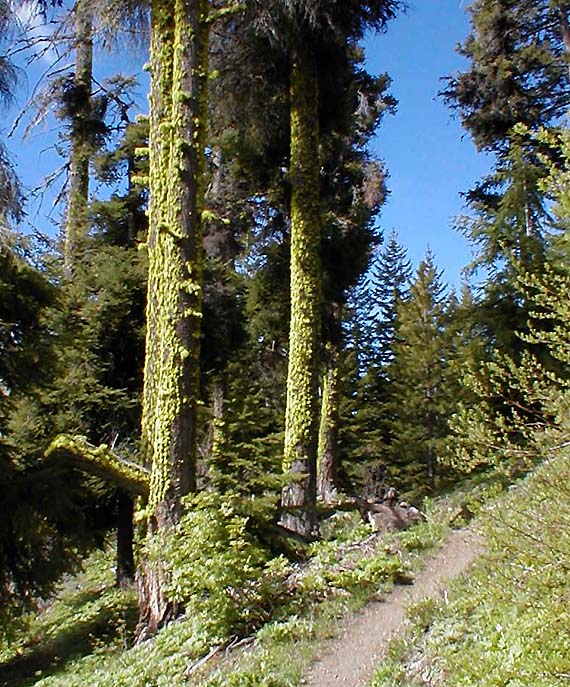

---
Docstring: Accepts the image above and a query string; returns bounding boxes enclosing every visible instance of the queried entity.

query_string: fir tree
[371,229,412,369]
[244,0,401,534]
[334,235,411,498]
[451,126,570,474]
[386,251,458,496]
[205,355,284,530]
[0,233,83,630]
[279,31,322,536]
[64,0,94,275]
[458,130,553,365]
[336,275,385,497]
[137,0,210,636]
[443,0,570,154]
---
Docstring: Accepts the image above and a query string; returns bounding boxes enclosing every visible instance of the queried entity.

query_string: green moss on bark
[142,0,210,532]
[137,0,210,638]
[317,343,339,503]
[45,433,150,496]
[282,44,321,537]
[141,0,174,486]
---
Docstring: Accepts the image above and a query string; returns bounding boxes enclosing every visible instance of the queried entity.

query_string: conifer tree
[386,251,458,496]
[0,5,114,624]
[137,0,210,635]
[443,0,570,154]
[371,229,412,369]
[316,71,394,502]
[459,130,552,363]
[335,235,411,497]
[0,234,81,630]
[317,338,340,502]
[64,0,94,275]
[281,34,321,534]
[336,276,377,492]
[450,127,570,474]
[440,0,570,483]
[257,0,401,535]
[204,2,397,520]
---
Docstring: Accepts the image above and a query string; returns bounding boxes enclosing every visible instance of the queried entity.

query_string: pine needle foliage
[205,357,285,530]
[442,0,570,153]
[449,126,570,477]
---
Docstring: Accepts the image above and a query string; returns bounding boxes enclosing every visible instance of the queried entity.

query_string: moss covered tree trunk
[137,0,209,638]
[64,0,93,276]
[317,342,339,504]
[281,44,321,537]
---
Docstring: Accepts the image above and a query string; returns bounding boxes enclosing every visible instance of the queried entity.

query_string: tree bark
[426,407,436,489]
[116,490,135,589]
[210,376,226,462]
[64,0,93,276]
[137,0,209,638]
[142,0,209,527]
[317,343,339,504]
[281,43,321,537]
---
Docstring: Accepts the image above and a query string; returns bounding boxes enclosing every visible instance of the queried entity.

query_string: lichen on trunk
[210,376,226,463]
[137,0,210,638]
[281,43,321,537]
[142,0,209,529]
[45,433,150,496]
[317,342,340,504]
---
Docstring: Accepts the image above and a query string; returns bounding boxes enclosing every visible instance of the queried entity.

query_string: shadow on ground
[0,587,137,687]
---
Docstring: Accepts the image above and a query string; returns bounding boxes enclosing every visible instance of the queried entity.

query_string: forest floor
[4,459,568,687]
[1,467,526,687]
[303,527,484,687]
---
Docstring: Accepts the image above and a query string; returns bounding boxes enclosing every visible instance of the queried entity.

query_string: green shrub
[148,492,289,640]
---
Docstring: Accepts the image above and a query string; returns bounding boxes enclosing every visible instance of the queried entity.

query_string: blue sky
[4,3,149,232]
[365,0,494,286]
[5,1,492,287]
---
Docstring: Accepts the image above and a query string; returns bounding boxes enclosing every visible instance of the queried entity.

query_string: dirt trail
[304,528,484,687]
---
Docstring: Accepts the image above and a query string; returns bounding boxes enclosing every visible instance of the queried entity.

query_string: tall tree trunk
[137,0,209,639]
[426,406,436,489]
[317,342,339,504]
[210,376,226,462]
[281,44,321,537]
[64,0,93,277]
[116,490,135,589]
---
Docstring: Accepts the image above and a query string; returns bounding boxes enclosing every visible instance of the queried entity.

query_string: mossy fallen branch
[45,434,149,497]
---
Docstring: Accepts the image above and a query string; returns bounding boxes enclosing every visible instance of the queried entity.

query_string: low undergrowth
[372,454,570,687]
[0,550,137,687]
[0,467,509,687]
[199,472,508,687]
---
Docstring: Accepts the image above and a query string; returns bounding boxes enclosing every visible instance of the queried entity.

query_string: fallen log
[45,433,150,497]
[322,494,426,534]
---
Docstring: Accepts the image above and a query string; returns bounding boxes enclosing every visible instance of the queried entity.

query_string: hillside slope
[372,455,570,687]
[3,458,567,687]
[305,528,483,686]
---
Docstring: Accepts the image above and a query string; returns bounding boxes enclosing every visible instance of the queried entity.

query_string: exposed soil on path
[303,527,484,687]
